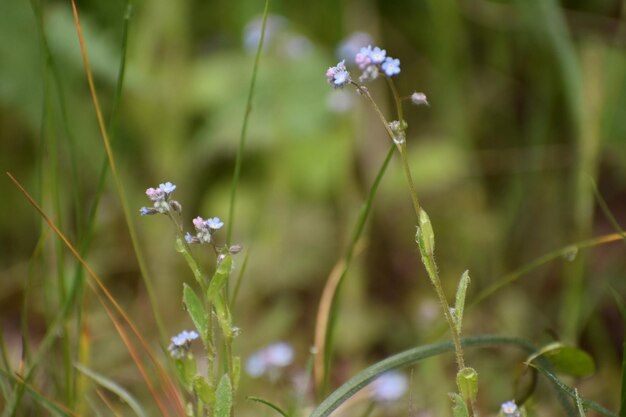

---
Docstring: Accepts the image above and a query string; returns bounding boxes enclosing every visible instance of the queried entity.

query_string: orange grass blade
[95,389,123,417]
[96,293,170,417]
[68,0,167,343]
[7,172,184,416]
[313,240,366,392]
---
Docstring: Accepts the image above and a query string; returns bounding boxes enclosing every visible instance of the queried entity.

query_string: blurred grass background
[1,0,625,415]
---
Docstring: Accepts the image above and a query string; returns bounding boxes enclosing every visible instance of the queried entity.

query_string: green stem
[357,77,471,410]
[227,0,270,246]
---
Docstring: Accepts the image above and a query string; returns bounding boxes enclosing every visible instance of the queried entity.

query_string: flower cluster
[355,45,401,82]
[168,330,199,359]
[245,342,294,378]
[326,60,352,89]
[140,182,181,216]
[185,216,224,245]
[326,45,402,88]
[370,371,408,402]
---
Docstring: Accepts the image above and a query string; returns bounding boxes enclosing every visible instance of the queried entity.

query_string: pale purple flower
[326,60,351,89]
[145,187,163,201]
[370,46,386,64]
[245,342,294,378]
[193,216,206,230]
[171,330,199,346]
[141,182,180,216]
[501,401,519,417]
[168,330,199,359]
[159,182,177,194]
[206,217,224,230]
[336,32,373,62]
[371,371,408,402]
[355,45,373,69]
[381,57,401,76]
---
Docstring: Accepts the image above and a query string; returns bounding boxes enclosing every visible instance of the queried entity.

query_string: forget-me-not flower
[168,330,199,359]
[140,181,179,216]
[500,400,520,417]
[326,60,352,88]
[381,57,401,76]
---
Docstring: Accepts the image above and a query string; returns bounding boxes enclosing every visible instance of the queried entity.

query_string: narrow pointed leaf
[215,374,232,417]
[449,392,470,417]
[183,283,208,340]
[454,270,470,333]
[207,256,232,303]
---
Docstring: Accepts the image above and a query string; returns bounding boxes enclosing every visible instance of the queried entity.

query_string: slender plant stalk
[226,0,270,246]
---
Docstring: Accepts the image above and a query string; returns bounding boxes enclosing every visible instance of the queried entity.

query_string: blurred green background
[1,0,625,415]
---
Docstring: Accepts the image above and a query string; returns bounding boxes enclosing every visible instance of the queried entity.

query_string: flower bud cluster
[326,60,352,88]
[185,216,224,245]
[140,182,181,216]
[355,45,401,82]
[168,330,199,359]
[326,45,402,88]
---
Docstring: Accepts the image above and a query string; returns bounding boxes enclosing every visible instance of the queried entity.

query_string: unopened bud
[411,92,429,106]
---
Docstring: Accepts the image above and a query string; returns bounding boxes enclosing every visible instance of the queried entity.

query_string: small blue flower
[326,60,351,89]
[185,232,195,244]
[370,46,386,64]
[168,330,199,359]
[140,207,151,216]
[159,182,177,194]
[371,371,408,402]
[171,330,199,346]
[206,217,224,230]
[501,401,519,417]
[245,342,294,378]
[381,57,400,76]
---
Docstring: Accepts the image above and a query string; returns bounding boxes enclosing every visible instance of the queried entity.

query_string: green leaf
[193,375,214,406]
[207,255,232,303]
[529,363,617,417]
[214,374,233,417]
[416,209,435,257]
[176,237,206,288]
[449,392,470,417]
[247,396,290,417]
[213,294,233,340]
[74,363,146,417]
[454,270,470,333]
[527,342,595,378]
[183,283,208,340]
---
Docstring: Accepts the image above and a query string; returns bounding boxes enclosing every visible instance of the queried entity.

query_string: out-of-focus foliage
[1,0,625,415]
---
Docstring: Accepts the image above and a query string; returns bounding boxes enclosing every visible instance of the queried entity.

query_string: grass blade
[75,363,147,417]
[315,144,394,394]
[248,396,290,417]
